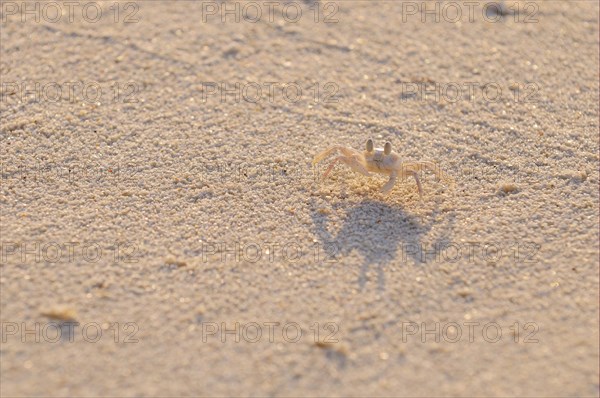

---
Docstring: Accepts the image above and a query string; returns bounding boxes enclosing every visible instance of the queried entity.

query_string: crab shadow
[311,198,453,291]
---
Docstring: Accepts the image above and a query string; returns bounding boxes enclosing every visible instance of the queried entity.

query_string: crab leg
[322,156,344,179]
[322,155,371,179]
[408,170,423,198]
[380,171,397,194]
[312,146,363,165]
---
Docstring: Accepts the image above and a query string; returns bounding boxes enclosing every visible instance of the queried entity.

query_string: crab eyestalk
[366,138,374,152]
[384,142,392,155]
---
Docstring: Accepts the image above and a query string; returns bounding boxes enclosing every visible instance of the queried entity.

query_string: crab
[313,139,448,197]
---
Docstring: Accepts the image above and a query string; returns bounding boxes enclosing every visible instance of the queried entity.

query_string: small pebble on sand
[40,307,77,321]
[499,182,518,194]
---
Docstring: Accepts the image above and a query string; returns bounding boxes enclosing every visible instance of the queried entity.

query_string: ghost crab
[313,139,449,197]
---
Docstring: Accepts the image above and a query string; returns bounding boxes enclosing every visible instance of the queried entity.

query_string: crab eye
[384,142,392,155]
[366,139,374,152]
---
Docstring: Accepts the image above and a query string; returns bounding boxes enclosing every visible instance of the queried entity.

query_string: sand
[1,0,599,396]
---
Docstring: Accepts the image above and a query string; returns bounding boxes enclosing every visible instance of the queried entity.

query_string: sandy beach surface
[1,0,599,396]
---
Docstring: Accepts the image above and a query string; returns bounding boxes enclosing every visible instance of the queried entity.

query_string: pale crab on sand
[313,139,450,197]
